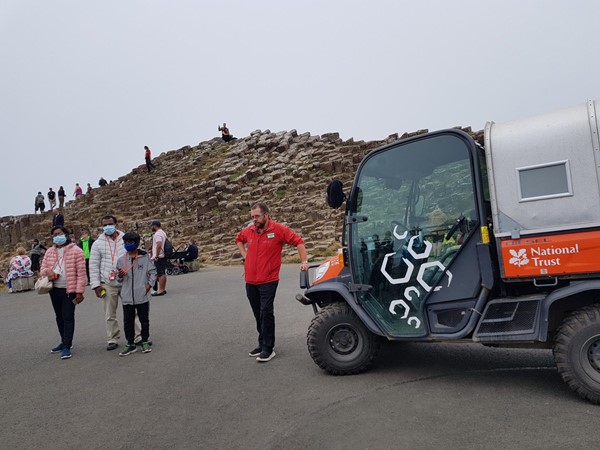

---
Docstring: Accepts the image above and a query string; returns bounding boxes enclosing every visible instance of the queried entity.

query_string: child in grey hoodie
[116,231,157,356]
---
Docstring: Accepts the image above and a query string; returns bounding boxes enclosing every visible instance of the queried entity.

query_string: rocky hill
[0,127,483,269]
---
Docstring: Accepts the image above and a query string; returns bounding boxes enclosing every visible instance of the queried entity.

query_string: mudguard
[304,281,386,337]
[539,279,600,340]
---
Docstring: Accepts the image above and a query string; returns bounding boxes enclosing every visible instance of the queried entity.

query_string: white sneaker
[256,350,276,362]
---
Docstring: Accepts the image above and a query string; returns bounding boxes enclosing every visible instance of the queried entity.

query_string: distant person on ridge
[218,123,236,142]
[145,146,156,172]
[99,177,108,187]
[74,183,83,198]
[47,187,56,211]
[86,183,92,194]
[52,211,65,228]
[58,186,66,209]
[34,192,45,214]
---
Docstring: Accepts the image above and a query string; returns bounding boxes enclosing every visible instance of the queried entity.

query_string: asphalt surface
[1,264,600,450]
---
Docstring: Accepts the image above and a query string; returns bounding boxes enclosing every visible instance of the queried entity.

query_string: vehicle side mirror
[326,180,347,209]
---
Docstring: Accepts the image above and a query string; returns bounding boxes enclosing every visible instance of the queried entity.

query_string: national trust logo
[509,248,529,267]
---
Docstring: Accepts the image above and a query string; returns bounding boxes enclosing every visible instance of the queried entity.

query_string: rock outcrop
[0,127,483,268]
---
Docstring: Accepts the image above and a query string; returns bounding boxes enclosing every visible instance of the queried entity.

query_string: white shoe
[256,350,276,362]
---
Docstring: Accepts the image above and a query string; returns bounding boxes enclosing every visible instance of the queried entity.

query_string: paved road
[1,265,600,449]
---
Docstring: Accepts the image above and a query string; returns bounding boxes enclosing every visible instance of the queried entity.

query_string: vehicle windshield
[349,133,478,336]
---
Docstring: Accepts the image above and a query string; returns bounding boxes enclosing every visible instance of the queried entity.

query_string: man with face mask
[89,215,141,350]
[235,203,309,362]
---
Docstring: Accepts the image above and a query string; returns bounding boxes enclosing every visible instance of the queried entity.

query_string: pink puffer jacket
[40,243,87,294]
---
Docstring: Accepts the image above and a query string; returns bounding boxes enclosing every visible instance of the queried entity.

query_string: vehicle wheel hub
[328,326,359,355]
[586,337,600,373]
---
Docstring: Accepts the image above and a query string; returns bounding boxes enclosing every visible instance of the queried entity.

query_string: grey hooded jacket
[116,250,157,305]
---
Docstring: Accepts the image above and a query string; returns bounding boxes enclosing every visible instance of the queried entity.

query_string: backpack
[326,179,347,208]
[163,238,175,258]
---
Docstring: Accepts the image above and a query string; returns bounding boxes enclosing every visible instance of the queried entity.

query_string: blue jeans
[49,288,76,347]
[246,281,279,352]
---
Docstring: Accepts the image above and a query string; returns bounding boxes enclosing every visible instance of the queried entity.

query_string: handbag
[34,276,53,295]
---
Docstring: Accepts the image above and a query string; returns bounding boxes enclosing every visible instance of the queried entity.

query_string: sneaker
[119,344,137,357]
[248,347,262,357]
[141,342,152,353]
[135,340,153,346]
[107,342,119,351]
[256,350,276,362]
[51,343,64,353]
[61,347,72,359]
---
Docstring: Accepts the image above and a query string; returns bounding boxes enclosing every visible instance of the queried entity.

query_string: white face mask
[103,225,116,235]
[53,234,67,245]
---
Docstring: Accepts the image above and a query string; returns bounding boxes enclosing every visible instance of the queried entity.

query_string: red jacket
[40,243,87,294]
[235,219,304,284]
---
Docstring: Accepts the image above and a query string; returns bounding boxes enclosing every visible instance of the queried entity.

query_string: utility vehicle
[297,100,600,404]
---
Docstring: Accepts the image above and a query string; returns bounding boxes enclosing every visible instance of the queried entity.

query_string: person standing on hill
[86,183,92,194]
[98,177,108,187]
[47,188,56,211]
[235,202,309,363]
[144,146,156,172]
[58,186,66,209]
[74,183,83,198]
[34,192,45,214]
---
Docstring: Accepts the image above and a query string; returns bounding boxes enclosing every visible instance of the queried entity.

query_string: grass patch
[229,168,245,181]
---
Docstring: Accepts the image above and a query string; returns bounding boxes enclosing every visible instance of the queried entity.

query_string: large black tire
[553,304,600,404]
[307,303,380,375]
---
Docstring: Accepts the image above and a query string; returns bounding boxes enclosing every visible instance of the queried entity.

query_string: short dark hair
[101,215,118,224]
[123,231,141,243]
[251,202,269,214]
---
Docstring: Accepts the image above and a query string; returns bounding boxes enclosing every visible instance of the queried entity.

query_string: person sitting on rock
[6,247,34,293]
[218,123,236,142]
[99,177,108,187]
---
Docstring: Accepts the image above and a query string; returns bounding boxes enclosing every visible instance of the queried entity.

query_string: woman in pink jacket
[40,226,87,360]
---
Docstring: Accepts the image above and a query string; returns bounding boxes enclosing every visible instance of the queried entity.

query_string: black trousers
[145,157,156,172]
[31,254,40,272]
[123,302,150,345]
[49,288,76,347]
[245,281,278,352]
[85,259,90,283]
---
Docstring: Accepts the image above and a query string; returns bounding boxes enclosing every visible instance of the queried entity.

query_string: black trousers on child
[123,302,150,344]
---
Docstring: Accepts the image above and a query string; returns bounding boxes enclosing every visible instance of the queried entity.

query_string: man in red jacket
[235,202,308,362]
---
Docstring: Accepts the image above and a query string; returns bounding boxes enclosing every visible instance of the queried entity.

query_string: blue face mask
[124,242,138,252]
[103,225,116,235]
[53,234,67,246]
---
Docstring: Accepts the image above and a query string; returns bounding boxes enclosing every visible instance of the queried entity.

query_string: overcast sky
[1,0,599,217]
